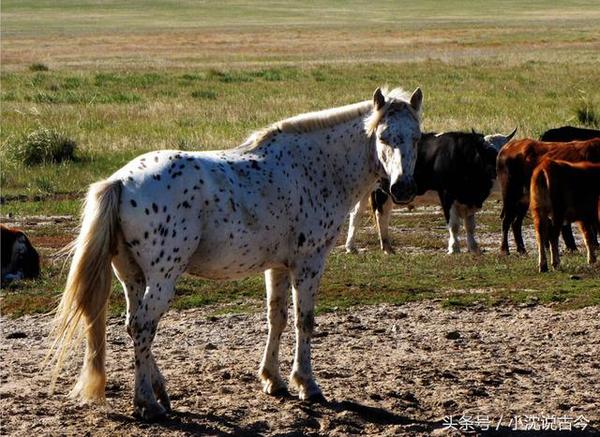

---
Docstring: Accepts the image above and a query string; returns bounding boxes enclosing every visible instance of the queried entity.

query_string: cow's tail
[530,163,551,213]
[48,179,122,402]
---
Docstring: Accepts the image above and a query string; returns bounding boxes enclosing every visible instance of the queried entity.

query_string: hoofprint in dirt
[1,302,598,436]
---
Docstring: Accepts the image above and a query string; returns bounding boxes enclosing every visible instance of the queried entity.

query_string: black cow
[540,126,600,142]
[345,129,516,254]
[1,224,40,286]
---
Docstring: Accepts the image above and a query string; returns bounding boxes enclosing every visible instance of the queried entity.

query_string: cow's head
[367,87,423,204]
[483,127,517,151]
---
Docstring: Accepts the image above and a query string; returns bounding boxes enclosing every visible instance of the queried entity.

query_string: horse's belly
[185,237,286,280]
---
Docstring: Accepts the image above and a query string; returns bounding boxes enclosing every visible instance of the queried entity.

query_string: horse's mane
[239,87,416,151]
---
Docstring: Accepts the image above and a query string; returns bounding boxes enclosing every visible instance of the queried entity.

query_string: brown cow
[1,224,40,285]
[530,160,600,272]
[497,138,600,255]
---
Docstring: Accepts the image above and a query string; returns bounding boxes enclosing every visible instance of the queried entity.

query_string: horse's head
[367,87,423,204]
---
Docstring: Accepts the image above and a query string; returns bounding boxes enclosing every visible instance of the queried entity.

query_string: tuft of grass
[29,62,49,72]
[206,69,252,83]
[575,95,599,127]
[4,128,77,166]
[191,89,218,100]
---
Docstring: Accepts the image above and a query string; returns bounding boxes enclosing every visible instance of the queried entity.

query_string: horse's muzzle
[390,177,417,204]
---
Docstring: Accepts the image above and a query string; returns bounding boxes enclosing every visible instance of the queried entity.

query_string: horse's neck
[312,117,379,206]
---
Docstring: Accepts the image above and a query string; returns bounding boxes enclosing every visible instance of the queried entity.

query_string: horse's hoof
[268,386,290,397]
[158,397,172,413]
[295,381,323,401]
[539,264,548,273]
[260,371,288,396]
[154,386,172,412]
[345,246,358,254]
[133,402,168,422]
[517,248,527,256]
[303,392,327,404]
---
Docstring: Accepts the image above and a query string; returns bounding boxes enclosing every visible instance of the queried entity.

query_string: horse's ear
[410,87,423,112]
[373,88,385,110]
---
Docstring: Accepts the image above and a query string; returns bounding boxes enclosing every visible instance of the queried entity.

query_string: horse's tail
[48,178,122,402]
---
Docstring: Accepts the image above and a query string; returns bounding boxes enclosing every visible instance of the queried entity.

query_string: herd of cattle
[348,125,600,272]
[1,126,599,285]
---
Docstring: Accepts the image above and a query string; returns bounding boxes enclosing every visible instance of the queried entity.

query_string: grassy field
[1,1,599,317]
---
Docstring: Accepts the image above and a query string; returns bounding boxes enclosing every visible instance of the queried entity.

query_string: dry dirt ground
[1,302,599,436]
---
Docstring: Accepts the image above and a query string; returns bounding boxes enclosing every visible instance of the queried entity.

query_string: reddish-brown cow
[497,138,600,254]
[530,160,600,272]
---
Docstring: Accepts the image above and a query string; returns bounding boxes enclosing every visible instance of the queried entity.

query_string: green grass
[1,0,600,317]
[2,0,599,36]
[2,243,598,319]
[2,62,598,197]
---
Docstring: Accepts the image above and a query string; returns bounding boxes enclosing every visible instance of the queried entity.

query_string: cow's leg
[127,277,177,420]
[512,201,529,255]
[289,256,325,401]
[259,268,290,395]
[112,238,171,412]
[549,221,562,270]
[345,194,368,253]
[464,212,481,254]
[447,202,461,254]
[561,224,578,252]
[579,221,597,265]
[533,213,549,272]
[499,179,523,255]
[500,206,515,255]
[374,193,395,254]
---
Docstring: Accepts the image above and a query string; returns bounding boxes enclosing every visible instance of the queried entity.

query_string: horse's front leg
[289,256,326,401]
[259,268,290,395]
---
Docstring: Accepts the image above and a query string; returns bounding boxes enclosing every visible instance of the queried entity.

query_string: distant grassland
[1,1,599,316]
[1,61,598,201]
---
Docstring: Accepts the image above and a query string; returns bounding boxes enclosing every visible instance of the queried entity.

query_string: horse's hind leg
[259,268,290,395]
[289,256,325,401]
[112,241,173,417]
[129,278,177,420]
[345,194,368,253]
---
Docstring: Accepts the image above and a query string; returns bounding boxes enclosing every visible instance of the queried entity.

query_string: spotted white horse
[49,87,423,420]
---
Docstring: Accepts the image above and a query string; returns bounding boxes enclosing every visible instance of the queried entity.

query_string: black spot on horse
[298,233,306,247]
